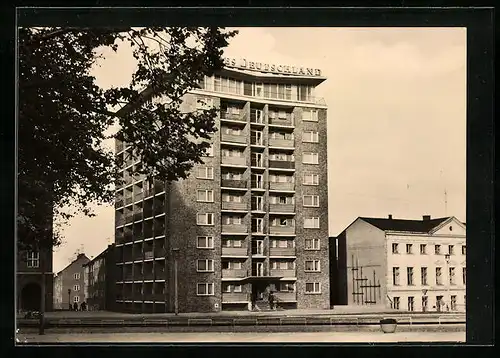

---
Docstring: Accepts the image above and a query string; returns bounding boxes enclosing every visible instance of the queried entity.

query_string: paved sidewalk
[18,331,466,343]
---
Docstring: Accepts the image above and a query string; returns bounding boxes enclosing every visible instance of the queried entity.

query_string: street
[19,331,465,343]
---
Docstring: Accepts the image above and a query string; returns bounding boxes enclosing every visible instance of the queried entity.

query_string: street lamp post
[444,254,451,312]
[172,248,179,315]
[68,289,71,310]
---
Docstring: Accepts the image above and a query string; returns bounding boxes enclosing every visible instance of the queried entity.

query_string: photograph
[14,9,491,345]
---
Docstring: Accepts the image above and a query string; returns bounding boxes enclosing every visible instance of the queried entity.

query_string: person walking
[268,291,275,310]
[73,302,78,311]
[81,301,87,311]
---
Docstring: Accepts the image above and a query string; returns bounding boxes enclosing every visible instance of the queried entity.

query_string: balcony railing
[124,196,134,206]
[269,204,295,213]
[269,247,296,256]
[222,269,247,278]
[222,292,249,303]
[116,217,125,226]
[269,182,295,191]
[251,268,268,277]
[222,224,248,233]
[251,161,265,167]
[221,156,246,166]
[269,226,295,235]
[270,269,296,277]
[220,111,247,122]
[124,213,134,224]
[269,117,294,127]
[269,160,295,169]
[144,251,154,260]
[221,179,248,189]
[115,199,124,208]
[251,181,266,189]
[133,212,143,222]
[221,133,247,144]
[274,292,297,302]
[269,138,294,148]
[222,202,247,211]
[222,247,247,256]
[134,192,144,202]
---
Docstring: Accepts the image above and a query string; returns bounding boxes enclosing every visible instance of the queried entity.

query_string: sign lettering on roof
[222,57,322,77]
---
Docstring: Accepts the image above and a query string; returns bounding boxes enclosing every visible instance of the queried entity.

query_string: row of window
[205,146,320,164]
[197,259,322,272]
[197,236,321,250]
[196,191,320,206]
[201,169,320,186]
[392,295,464,311]
[392,266,466,286]
[197,282,322,296]
[392,243,466,255]
[197,214,321,228]
[221,127,320,143]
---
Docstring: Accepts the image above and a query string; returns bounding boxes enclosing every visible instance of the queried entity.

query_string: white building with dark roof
[333,215,466,312]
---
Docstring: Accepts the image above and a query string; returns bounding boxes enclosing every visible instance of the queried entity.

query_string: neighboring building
[17,246,54,312]
[114,58,330,313]
[83,244,117,311]
[53,253,90,309]
[334,215,466,312]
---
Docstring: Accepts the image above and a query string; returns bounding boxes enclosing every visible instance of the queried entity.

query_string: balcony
[269,182,294,191]
[222,202,247,211]
[115,199,124,208]
[144,251,154,260]
[269,160,295,170]
[269,138,294,148]
[133,212,143,222]
[222,269,247,278]
[222,247,248,256]
[275,292,297,302]
[269,247,296,256]
[221,179,248,189]
[269,226,295,235]
[124,196,134,206]
[269,204,295,213]
[151,293,166,301]
[269,117,294,127]
[124,213,134,224]
[221,133,247,144]
[221,156,246,166]
[134,191,144,203]
[116,142,124,153]
[270,269,296,277]
[222,224,248,233]
[116,217,125,226]
[222,292,249,303]
[220,111,247,123]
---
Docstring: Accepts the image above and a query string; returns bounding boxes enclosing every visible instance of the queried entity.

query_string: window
[302,109,318,122]
[304,217,320,228]
[271,261,295,270]
[303,152,319,164]
[73,296,80,303]
[303,195,319,207]
[462,245,466,255]
[280,282,295,292]
[197,236,214,249]
[448,245,454,255]
[435,245,441,255]
[233,239,242,247]
[304,260,321,272]
[421,267,428,285]
[450,295,457,311]
[197,190,214,202]
[197,167,214,180]
[406,244,413,254]
[462,267,466,285]
[234,284,242,293]
[305,238,320,250]
[407,267,414,286]
[74,273,80,280]
[303,173,319,186]
[303,131,319,143]
[222,283,231,293]
[73,284,80,291]
[392,267,400,286]
[26,251,40,268]
[436,267,443,285]
[222,216,242,225]
[197,259,214,272]
[422,296,428,311]
[392,243,399,254]
[449,267,456,285]
[197,213,214,226]
[204,144,214,157]
[408,297,414,312]
[305,282,321,294]
[197,283,214,296]
[420,244,427,254]
[393,297,400,310]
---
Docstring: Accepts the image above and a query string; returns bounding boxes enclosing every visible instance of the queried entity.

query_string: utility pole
[172,248,179,315]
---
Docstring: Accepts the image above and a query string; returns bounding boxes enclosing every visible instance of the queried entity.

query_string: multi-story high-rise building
[114,58,330,313]
[334,215,466,312]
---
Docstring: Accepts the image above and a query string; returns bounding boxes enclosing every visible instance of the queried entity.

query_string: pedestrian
[81,301,87,311]
[268,291,275,310]
[73,302,78,311]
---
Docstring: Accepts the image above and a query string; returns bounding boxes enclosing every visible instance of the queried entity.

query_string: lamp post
[172,248,179,315]
[68,288,71,310]
[444,254,451,312]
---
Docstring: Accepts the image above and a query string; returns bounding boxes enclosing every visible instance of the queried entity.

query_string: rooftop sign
[222,57,322,77]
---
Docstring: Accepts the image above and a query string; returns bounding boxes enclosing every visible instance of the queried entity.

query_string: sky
[53,27,467,272]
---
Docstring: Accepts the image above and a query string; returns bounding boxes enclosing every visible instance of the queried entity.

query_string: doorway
[21,283,41,311]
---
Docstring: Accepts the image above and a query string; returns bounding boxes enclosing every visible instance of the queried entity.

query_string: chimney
[388,214,393,220]
[423,215,431,221]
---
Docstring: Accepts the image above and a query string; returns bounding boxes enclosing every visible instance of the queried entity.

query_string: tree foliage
[18,27,237,250]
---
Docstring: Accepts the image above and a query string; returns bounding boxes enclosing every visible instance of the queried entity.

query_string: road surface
[18,331,465,343]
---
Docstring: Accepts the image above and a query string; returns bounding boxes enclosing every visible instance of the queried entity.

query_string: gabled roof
[359,216,451,234]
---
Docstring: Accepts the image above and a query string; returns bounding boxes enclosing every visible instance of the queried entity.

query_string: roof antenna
[441,170,448,217]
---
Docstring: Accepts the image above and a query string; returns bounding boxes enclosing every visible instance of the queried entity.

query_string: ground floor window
[305,282,321,294]
[197,283,214,296]
[393,297,400,310]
